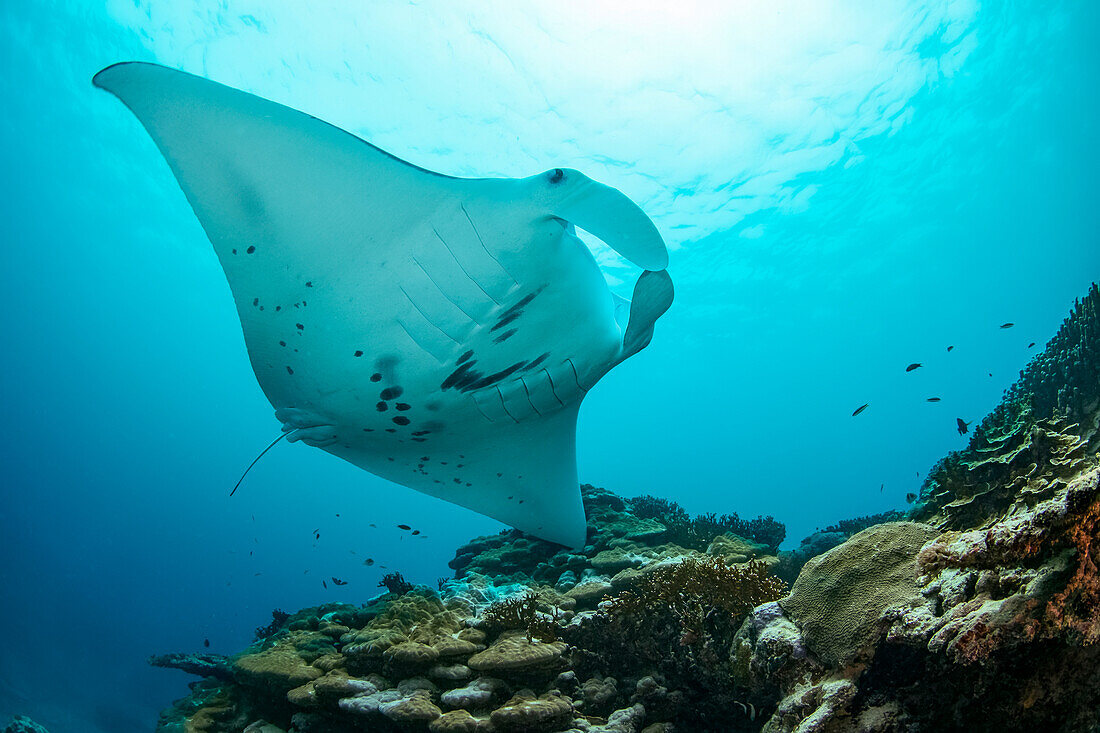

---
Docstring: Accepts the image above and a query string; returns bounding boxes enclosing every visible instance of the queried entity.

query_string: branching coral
[603,558,786,640]
[379,571,414,595]
[628,496,787,553]
[480,591,565,643]
[253,609,290,641]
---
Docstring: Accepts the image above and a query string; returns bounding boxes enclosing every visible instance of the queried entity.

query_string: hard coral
[917,282,1100,529]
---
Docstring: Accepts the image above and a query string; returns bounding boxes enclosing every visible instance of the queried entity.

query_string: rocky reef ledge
[154,284,1100,732]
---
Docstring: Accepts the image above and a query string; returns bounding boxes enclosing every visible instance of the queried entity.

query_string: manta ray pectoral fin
[621,269,675,361]
[372,403,587,548]
[549,172,669,271]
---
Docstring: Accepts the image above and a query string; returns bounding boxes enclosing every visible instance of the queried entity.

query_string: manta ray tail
[230,429,297,497]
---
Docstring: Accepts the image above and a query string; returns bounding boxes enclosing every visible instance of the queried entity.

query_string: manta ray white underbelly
[94,62,673,547]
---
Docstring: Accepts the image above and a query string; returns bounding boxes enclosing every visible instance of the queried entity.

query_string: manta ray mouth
[274,407,338,447]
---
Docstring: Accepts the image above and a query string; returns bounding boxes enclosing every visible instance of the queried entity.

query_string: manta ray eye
[548,168,564,184]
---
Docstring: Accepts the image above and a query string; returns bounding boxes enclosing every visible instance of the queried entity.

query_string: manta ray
[94,62,673,547]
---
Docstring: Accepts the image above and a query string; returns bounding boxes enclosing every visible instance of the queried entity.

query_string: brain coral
[779,521,940,668]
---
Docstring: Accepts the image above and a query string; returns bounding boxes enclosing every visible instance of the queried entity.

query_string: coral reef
[149,284,1100,731]
[150,487,788,733]
[1,717,50,733]
[917,282,1100,528]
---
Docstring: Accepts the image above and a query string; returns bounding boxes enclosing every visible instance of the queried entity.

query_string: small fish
[251,514,255,521]
[926,397,941,402]
[988,373,993,377]
[369,523,377,528]
[331,577,348,586]
[314,532,320,540]
[1028,342,1035,348]
[312,528,320,533]
[411,530,421,535]
[203,638,210,648]
[852,403,869,417]
[322,580,328,589]
[957,417,970,435]
[906,492,918,503]
[254,572,261,576]
[879,483,884,492]
[947,345,954,352]
[905,363,922,372]
[364,558,375,566]
[1000,322,1014,329]
[335,513,341,517]
[397,524,411,530]
[249,550,253,556]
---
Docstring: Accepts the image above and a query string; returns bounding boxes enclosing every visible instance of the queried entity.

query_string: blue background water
[1,1,1096,730]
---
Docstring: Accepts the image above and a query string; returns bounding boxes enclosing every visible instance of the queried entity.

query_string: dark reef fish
[957,417,970,435]
[397,524,411,531]
[906,492,918,503]
[364,558,374,566]
[203,638,210,648]
[322,580,327,589]
[1000,322,1014,329]
[905,363,922,372]
[1028,342,1035,348]
[331,577,347,586]
[852,403,869,416]
[947,345,954,351]
[927,397,941,402]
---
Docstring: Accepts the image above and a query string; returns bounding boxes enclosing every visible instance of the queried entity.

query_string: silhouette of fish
[947,345,954,352]
[927,397,941,402]
[1028,342,1035,348]
[322,580,328,589]
[397,524,411,531]
[906,492,918,503]
[1000,322,1014,329]
[852,403,869,417]
[957,417,970,435]
[331,577,347,586]
[203,638,210,648]
[905,363,922,372]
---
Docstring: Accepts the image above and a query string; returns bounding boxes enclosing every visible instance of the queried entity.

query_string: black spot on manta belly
[490,310,522,332]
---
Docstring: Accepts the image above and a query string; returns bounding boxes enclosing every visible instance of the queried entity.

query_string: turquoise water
[1,2,1097,730]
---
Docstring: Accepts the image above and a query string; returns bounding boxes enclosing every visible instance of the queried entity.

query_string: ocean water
[1,1,1097,730]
